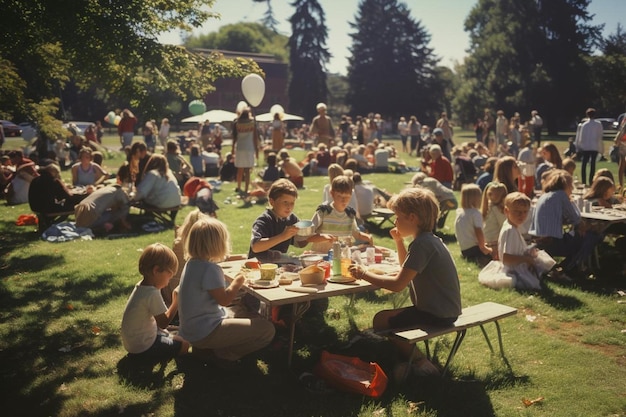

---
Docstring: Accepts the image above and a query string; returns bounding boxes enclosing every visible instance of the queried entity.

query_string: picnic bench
[392,302,517,377]
[366,208,396,228]
[131,203,181,228]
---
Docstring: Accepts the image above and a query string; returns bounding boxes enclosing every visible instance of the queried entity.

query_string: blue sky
[158,0,624,75]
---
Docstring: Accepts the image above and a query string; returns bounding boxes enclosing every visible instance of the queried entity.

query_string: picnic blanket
[41,222,94,242]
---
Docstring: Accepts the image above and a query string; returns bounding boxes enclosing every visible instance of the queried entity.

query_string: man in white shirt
[574,107,604,185]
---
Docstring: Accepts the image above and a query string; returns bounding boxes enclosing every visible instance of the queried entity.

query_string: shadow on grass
[0,265,130,417]
[0,218,40,259]
[117,355,170,390]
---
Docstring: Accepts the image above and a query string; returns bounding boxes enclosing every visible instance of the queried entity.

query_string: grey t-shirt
[403,232,462,319]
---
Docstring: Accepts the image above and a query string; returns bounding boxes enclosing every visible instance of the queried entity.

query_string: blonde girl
[481,182,508,259]
[161,209,209,307]
[454,184,492,264]
[178,218,275,366]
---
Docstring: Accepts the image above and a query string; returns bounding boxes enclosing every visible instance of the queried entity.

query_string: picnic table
[219,251,400,366]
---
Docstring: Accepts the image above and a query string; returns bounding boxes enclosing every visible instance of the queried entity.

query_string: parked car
[0,120,22,137]
[613,113,626,130]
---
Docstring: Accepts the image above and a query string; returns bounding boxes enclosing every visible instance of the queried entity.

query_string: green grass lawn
[1,131,626,417]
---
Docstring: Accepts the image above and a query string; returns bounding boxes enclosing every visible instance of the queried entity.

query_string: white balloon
[241,74,265,107]
[236,100,248,115]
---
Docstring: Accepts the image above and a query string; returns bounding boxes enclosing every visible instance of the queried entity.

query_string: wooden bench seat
[131,203,181,228]
[35,211,75,233]
[392,302,517,377]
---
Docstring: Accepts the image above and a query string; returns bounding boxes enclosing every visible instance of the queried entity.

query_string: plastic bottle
[332,241,342,276]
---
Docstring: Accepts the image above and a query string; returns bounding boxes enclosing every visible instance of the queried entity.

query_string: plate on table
[249,279,279,289]
[328,276,357,284]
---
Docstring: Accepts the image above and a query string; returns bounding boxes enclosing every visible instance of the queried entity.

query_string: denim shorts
[128,330,181,362]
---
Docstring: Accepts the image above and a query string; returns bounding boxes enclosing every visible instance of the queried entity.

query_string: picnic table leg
[287,301,311,367]
[441,330,467,377]
[479,324,496,354]
[493,321,514,373]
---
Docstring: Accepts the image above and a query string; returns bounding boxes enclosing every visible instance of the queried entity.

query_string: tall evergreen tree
[537,0,602,131]
[454,0,545,125]
[456,0,601,131]
[253,0,280,32]
[288,0,330,121]
[587,24,626,116]
[346,0,439,121]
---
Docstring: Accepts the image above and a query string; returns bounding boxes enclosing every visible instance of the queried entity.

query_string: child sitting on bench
[349,187,461,377]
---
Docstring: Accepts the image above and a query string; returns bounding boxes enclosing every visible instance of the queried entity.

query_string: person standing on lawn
[118,109,137,148]
[232,107,259,195]
[574,107,604,186]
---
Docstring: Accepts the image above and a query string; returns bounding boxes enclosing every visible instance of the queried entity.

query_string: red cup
[318,261,331,279]
[374,253,383,263]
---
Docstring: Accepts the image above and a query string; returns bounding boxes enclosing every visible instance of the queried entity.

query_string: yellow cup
[340,258,351,278]
[260,263,278,281]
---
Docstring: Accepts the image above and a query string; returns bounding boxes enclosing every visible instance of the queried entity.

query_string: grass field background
[1,130,625,417]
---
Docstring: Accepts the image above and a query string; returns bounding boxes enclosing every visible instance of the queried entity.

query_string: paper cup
[260,263,278,280]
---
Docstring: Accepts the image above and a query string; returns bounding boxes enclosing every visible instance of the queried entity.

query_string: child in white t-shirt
[498,192,543,290]
[121,243,189,362]
[455,184,492,265]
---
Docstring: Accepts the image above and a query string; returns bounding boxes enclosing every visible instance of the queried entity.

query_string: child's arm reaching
[353,230,373,246]
[251,225,299,254]
[155,287,179,329]
[306,233,336,243]
[209,273,245,307]
[474,227,492,255]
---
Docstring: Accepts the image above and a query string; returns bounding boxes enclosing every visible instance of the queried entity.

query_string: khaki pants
[192,318,275,361]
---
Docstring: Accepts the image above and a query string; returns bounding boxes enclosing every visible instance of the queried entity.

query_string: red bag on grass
[313,350,388,398]
[16,214,38,226]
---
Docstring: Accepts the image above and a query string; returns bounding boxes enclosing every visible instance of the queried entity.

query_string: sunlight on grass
[1,132,626,416]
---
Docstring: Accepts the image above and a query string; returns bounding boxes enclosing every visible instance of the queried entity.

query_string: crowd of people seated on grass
[6,106,626,388]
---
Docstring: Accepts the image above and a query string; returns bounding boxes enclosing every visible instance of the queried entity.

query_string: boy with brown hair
[248,179,305,261]
[121,243,189,362]
[306,175,373,253]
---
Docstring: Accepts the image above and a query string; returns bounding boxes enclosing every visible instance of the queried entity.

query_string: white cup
[366,247,376,264]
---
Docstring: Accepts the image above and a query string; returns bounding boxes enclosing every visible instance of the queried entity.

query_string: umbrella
[255,112,305,122]
[181,109,238,123]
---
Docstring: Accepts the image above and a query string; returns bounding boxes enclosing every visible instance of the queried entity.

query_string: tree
[454,0,546,126]
[537,0,602,131]
[185,22,289,63]
[0,0,261,127]
[346,0,440,122]
[288,0,331,121]
[587,24,626,116]
[455,0,602,132]
[254,0,280,32]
